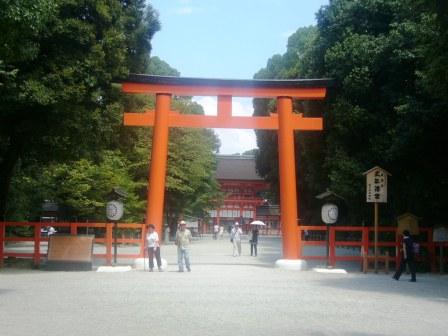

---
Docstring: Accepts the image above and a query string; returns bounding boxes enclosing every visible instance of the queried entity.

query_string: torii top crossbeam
[121,74,332,260]
[123,74,332,130]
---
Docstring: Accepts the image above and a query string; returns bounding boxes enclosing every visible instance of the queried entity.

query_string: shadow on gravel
[0,288,15,295]
[316,274,448,301]
[186,262,276,268]
[308,331,386,336]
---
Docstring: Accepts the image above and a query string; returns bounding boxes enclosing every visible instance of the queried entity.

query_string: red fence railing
[0,221,144,267]
[1,222,447,271]
[298,226,448,272]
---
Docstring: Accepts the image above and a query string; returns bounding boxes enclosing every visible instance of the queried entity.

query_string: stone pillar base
[275,259,308,270]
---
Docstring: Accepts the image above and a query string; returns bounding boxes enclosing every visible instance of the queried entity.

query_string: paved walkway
[1,237,447,336]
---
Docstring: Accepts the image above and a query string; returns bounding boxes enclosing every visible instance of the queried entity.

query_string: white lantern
[321,203,338,224]
[106,200,124,221]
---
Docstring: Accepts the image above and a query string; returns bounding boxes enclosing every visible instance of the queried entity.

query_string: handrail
[1,222,446,271]
[299,226,444,271]
[0,221,144,267]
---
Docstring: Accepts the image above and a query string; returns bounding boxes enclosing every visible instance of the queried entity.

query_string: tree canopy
[1,1,222,226]
[0,0,161,218]
[254,0,448,226]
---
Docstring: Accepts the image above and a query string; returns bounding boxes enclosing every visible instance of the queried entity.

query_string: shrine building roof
[215,155,263,181]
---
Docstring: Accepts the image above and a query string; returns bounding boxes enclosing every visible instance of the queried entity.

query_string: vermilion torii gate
[122,75,331,260]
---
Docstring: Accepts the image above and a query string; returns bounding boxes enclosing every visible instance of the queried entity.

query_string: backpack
[412,242,420,255]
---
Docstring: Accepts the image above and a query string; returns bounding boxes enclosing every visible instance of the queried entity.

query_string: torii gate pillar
[277,96,300,259]
[146,93,171,235]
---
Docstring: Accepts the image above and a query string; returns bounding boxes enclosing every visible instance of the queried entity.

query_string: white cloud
[172,1,204,16]
[193,96,217,115]
[192,96,258,154]
[215,129,257,154]
[174,6,194,15]
[232,97,253,116]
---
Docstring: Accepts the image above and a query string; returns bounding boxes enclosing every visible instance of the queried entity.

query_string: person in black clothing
[393,230,416,282]
[250,227,259,256]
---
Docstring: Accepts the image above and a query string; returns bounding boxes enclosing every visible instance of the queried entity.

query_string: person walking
[393,230,417,282]
[176,220,192,272]
[213,223,219,240]
[146,224,162,272]
[250,226,259,256]
[230,222,243,257]
[218,225,224,239]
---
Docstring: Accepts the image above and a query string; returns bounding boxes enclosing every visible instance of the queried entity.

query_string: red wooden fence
[0,222,144,267]
[1,222,446,271]
[299,226,447,272]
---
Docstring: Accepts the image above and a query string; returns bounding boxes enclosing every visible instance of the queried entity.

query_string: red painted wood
[105,223,113,266]
[33,224,41,266]
[0,222,4,267]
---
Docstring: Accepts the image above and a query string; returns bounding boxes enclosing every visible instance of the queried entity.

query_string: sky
[149,0,329,154]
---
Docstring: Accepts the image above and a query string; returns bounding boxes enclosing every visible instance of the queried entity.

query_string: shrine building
[208,154,280,234]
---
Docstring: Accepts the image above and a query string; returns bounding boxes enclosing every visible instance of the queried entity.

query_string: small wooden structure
[397,213,420,235]
[362,250,391,274]
[46,235,94,271]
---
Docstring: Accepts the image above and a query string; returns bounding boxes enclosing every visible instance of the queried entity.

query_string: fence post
[140,224,147,258]
[297,226,302,258]
[427,228,436,272]
[362,227,369,256]
[0,222,4,267]
[34,223,41,267]
[106,223,113,266]
[362,252,368,273]
[70,222,77,235]
[395,229,401,271]
[361,227,369,272]
[385,251,390,274]
[329,227,336,267]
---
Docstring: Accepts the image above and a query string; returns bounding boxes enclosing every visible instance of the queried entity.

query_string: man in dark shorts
[393,230,416,282]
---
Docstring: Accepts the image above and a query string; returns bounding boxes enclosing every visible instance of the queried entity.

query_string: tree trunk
[0,137,23,220]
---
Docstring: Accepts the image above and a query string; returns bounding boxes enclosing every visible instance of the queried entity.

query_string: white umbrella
[250,220,266,226]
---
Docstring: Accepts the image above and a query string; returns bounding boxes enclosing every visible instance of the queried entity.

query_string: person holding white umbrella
[249,220,265,256]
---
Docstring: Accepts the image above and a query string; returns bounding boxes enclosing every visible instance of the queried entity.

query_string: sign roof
[362,166,392,176]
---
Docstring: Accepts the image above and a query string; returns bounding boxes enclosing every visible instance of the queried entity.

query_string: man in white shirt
[230,222,243,257]
[146,224,162,272]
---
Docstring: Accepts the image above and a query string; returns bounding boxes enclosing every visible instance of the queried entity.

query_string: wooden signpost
[363,166,391,273]
[433,227,448,274]
[106,200,124,264]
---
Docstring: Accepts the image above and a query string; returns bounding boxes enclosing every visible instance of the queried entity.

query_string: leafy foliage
[255,0,448,225]
[0,0,161,219]
[3,11,222,228]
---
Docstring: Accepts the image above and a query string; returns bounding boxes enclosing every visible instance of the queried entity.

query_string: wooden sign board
[47,235,94,271]
[364,167,391,203]
[397,213,420,235]
[433,227,448,242]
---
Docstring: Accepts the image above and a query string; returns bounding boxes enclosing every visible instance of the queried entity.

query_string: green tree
[0,0,160,218]
[254,26,326,222]
[254,0,448,225]
[7,151,144,221]
[147,56,180,76]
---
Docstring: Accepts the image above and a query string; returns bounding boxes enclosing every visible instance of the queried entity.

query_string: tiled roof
[215,155,263,180]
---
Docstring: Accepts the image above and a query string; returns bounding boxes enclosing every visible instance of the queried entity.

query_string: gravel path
[1,237,447,336]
